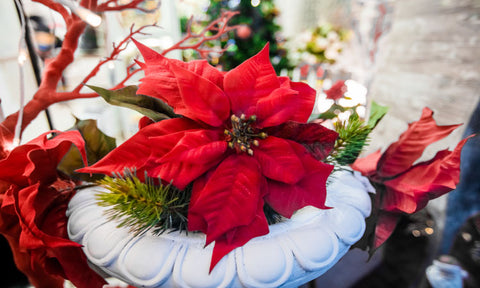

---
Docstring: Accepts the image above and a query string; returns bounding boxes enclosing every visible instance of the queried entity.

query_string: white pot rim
[67,170,372,288]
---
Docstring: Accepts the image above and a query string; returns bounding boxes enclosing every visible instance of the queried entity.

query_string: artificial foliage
[97,171,191,236]
[78,42,337,271]
[204,0,292,73]
[329,101,388,166]
[0,1,472,286]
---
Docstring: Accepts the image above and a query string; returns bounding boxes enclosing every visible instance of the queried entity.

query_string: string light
[56,0,102,27]
[251,0,260,7]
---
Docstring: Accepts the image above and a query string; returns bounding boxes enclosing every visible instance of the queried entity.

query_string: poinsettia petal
[78,118,200,176]
[0,131,86,186]
[209,198,269,272]
[265,121,338,160]
[15,184,79,249]
[254,137,306,184]
[169,63,230,126]
[382,136,469,213]
[264,148,333,218]
[224,43,280,115]
[0,144,36,186]
[148,129,228,189]
[134,40,224,112]
[134,39,224,88]
[377,107,462,178]
[2,234,65,288]
[255,87,315,128]
[351,149,383,177]
[373,212,400,250]
[187,155,264,247]
[187,174,210,232]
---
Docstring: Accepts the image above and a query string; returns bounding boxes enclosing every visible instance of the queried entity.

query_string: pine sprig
[327,102,388,166]
[96,171,191,236]
[328,114,372,166]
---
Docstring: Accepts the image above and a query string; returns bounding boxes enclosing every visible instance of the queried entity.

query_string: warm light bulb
[17,49,27,65]
[76,7,102,27]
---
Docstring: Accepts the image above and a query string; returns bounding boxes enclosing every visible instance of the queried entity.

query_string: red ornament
[236,25,252,39]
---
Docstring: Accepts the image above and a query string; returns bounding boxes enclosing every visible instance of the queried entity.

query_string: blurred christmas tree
[205,0,292,73]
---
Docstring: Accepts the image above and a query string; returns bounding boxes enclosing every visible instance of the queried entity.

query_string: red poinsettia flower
[0,131,106,288]
[79,41,337,270]
[351,107,469,248]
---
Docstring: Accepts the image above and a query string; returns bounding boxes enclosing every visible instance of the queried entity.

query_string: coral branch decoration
[162,11,240,58]
[0,1,239,146]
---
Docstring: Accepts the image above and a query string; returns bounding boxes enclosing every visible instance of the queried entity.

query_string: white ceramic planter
[67,170,372,288]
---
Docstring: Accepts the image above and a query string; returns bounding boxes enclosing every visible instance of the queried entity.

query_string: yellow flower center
[224,114,267,156]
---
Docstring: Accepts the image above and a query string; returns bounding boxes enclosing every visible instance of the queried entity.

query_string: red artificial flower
[324,80,346,101]
[0,131,106,288]
[351,107,469,249]
[79,41,337,271]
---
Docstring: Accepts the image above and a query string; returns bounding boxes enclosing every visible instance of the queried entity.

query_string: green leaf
[367,101,389,129]
[97,170,191,236]
[58,119,116,181]
[87,85,176,121]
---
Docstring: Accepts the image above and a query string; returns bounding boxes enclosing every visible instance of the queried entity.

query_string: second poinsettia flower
[351,107,470,248]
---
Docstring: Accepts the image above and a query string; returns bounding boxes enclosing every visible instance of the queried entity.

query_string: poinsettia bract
[80,42,337,271]
[351,107,469,250]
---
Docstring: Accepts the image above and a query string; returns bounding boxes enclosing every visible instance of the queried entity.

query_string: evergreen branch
[96,170,191,236]
[328,114,372,166]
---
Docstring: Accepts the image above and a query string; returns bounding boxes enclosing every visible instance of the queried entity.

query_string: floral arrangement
[0,1,471,288]
[287,22,351,66]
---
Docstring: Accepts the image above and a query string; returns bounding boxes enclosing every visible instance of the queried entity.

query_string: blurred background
[0,0,479,287]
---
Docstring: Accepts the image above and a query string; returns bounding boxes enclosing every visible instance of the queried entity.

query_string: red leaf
[324,80,346,101]
[382,136,470,213]
[224,43,280,116]
[209,198,268,272]
[253,137,306,184]
[377,107,461,178]
[187,155,266,247]
[134,39,224,111]
[266,121,338,161]
[373,212,400,250]
[255,87,314,128]
[169,63,230,126]
[264,145,333,218]
[78,118,200,177]
[350,149,383,177]
[149,130,227,189]
[0,131,86,186]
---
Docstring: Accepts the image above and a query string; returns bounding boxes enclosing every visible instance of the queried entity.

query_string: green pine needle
[96,171,191,236]
[327,102,388,166]
[328,114,372,166]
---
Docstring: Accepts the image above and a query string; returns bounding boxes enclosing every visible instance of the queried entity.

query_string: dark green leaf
[58,119,116,181]
[87,85,176,121]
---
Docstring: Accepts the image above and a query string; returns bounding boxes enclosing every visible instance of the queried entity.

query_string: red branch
[96,0,154,13]
[1,3,238,142]
[162,11,240,57]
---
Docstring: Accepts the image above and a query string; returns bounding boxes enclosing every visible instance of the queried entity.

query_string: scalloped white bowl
[67,170,372,288]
